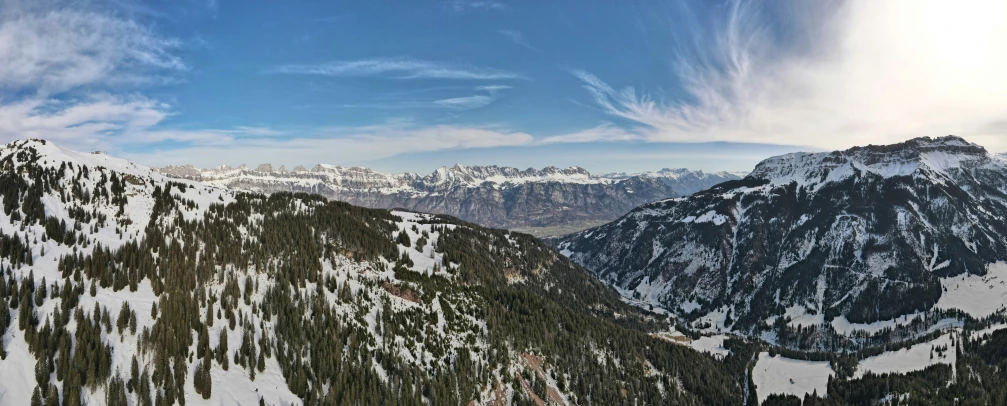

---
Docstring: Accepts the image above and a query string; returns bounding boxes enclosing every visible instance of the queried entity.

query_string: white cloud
[475,85,513,92]
[577,0,1007,151]
[432,84,513,110]
[271,57,523,80]
[497,29,538,51]
[0,92,535,167]
[0,9,184,93]
[231,126,287,137]
[0,95,285,151]
[448,1,508,12]
[434,95,494,110]
[0,2,535,168]
[538,124,643,144]
[123,124,534,167]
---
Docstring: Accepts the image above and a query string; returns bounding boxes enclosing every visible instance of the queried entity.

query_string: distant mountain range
[158,163,741,236]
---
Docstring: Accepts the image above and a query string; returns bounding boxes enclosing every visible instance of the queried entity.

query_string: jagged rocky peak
[420,164,599,187]
[157,164,202,179]
[456,164,592,178]
[255,163,273,172]
[603,167,738,180]
[309,164,380,174]
[153,158,735,234]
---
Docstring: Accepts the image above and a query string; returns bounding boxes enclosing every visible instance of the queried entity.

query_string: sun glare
[924,0,1005,69]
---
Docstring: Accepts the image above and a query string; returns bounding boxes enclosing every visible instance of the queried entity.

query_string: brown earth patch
[382,282,421,304]
[520,353,567,405]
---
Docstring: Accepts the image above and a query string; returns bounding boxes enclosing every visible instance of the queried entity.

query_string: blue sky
[2,0,1007,174]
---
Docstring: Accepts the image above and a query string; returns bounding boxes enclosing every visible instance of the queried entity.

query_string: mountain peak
[846,135,984,155]
[750,135,990,186]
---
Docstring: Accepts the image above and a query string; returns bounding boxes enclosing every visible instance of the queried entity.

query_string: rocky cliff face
[158,163,740,236]
[556,136,1007,335]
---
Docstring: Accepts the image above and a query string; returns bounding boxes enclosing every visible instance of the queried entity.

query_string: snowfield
[830,313,922,335]
[0,327,36,406]
[752,352,833,404]
[936,262,1007,318]
[856,332,957,377]
[650,330,731,359]
[688,335,731,359]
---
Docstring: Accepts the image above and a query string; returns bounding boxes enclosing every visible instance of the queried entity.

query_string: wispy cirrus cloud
[0,3,528,165]
[497,29,538,51]
[270,57,524,80]
[575,0,1007,151]
[0,94,287,151]
[0,9,185,94]
[434,95,494,110]
[433,84,513,110]
[0,2,203,152]
[538,124,643,144]
[124,123,534,167]
[447,0,508,12]
[475,85,512,92]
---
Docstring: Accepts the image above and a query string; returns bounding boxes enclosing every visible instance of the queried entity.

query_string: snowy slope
[856,332,958,377]
[557,136,1007,349]
[0,140,299,406]
[600,168,741,195]
[752,352,832,404]
[0,139,735,406]
[936,262,1007,318]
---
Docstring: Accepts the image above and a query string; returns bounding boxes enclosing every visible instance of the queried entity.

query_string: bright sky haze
[2,0,1006,174]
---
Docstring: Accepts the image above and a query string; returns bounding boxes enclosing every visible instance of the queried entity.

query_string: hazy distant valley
[158,163,741,237]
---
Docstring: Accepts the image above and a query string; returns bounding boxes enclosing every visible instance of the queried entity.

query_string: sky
[2,0,1007,175]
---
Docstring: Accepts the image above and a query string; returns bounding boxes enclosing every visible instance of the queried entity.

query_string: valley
[158,163,739,237]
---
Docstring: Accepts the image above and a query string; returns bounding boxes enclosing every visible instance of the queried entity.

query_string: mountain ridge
[0,138,751,405]
[556,135,1007,350]
[158,162,741,236]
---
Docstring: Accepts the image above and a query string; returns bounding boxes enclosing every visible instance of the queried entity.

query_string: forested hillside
[0,139,750,405]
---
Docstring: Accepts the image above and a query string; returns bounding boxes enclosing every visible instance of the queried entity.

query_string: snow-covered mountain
[601,168,746,195]
[0,139,746,405]
[556,136,1007,348]
[158,163,740,236]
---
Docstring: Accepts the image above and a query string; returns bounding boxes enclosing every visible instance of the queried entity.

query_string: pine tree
[129,356,139,392]
[30,386,42,406]
[44,385,58,406]
[217,328,230,370]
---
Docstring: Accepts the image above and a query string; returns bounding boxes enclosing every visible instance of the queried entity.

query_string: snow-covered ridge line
[748,135,991,187]
[161,163,609,188]
[602,167,745,181]
[157,159,741,234]
[557,134,1007,351]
